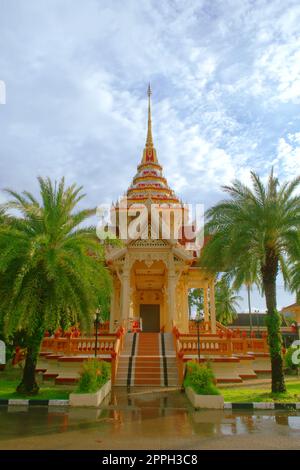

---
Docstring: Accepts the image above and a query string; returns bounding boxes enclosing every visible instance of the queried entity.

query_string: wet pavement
[0,387,299,450]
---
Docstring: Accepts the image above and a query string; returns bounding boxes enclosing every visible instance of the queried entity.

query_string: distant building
[281,302,300,342]
[229,312,297,347]
[281,302,300,325]
[230,312,266,328]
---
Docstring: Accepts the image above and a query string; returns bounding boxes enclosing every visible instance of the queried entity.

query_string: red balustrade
[172,324,269,385]
[41,327,125,385]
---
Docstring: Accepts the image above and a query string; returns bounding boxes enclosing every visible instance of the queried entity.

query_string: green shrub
[184,361,220,395]
[285,345,300,371]
[76,360,111,393]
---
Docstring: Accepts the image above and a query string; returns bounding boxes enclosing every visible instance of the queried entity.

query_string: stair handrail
[110,324,126,384]
[216,321,230,333]
[172,325,185,386]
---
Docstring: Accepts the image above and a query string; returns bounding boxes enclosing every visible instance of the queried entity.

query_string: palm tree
[201,171,300,393]
[0,177,112,395]
[215,276,241,325]
[97,273,113,322]
[188,288,204,318]
[290,262,300,301]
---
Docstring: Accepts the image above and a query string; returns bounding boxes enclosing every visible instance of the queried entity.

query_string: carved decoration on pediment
[129,251,168,268]
[129,238,168,249]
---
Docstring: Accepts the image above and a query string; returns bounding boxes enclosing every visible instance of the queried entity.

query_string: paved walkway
[0,387,299,450]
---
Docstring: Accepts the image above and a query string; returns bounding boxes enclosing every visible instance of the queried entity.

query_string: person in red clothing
[132,320,141,333]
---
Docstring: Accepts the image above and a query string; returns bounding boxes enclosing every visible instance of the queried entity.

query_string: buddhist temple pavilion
[38,88,272,388]
[105,86,216,334]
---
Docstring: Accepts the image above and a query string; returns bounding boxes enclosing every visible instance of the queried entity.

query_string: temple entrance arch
[130,258,168,331]
[140,304,160,332]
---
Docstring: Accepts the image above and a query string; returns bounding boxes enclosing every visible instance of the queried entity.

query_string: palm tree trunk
[261,251,286,394]
[16,323,45,395]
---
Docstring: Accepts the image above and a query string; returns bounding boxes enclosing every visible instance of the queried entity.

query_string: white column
[183,286,190,333]
[109,282,116,333]
[209,280,216,334]
[121,272,130,321]
[168,254,177,328]
[203,285,209,322]
[168,272,176,325]
[129,287,135,319]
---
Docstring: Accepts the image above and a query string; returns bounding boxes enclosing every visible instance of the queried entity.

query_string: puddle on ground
[0,388,299,449]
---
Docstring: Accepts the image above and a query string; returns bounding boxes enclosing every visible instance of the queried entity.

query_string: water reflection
[0,388,299,449]
[191,410,300,437]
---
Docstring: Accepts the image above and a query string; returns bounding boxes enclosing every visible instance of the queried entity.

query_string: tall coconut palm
[201,171,300,393]
[0,177,112,395]
[215,276,241,325]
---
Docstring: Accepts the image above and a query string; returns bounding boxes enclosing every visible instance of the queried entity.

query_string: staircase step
[116,332,179,387]
[134,379,161,385]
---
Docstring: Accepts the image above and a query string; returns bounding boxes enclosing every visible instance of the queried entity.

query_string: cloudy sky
[0,0,299,310]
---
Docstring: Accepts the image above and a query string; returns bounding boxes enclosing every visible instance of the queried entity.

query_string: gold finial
[146,83,153,148]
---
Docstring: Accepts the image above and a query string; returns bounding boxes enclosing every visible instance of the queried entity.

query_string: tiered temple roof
[126,85,180,205]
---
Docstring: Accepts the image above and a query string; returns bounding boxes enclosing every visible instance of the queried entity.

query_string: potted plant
[184,361,224,409]
[69,359,111,407]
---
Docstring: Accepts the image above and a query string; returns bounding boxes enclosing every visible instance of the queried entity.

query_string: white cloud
[0,0,297,309]
[273,133,300,179]
[253,40,300,103]
[0,0,299,208]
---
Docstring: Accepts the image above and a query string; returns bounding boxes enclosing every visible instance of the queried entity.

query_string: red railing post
[243,337,247,354]
[177,350,185,386]
[228,338,233,355]
[111,351,116,385]
[66,336,71,355]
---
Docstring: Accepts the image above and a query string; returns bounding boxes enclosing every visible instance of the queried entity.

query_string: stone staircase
[115,332,179,387]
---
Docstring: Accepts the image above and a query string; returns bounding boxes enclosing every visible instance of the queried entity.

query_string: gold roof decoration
[127,85,180,205]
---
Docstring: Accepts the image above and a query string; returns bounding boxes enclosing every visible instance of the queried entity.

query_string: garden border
[0,399,300,409]
[0,399,69,406]
[224,402,300,410]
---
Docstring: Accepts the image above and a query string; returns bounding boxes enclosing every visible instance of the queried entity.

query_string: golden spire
[146,83,153,148]
[140,83,158,164]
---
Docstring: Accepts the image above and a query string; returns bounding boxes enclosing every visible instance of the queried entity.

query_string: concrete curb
[0,399,299,410]
[224,402,300,410]
[0,399,69,407]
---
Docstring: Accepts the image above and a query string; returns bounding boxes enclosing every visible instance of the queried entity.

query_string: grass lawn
[0,368,72,400]
[221,381,300,403]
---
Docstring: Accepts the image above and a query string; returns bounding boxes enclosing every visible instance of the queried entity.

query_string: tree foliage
[188,289,204,317]
[201,170,300,393]
[0,177,112,394]
[215,276,241,325]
